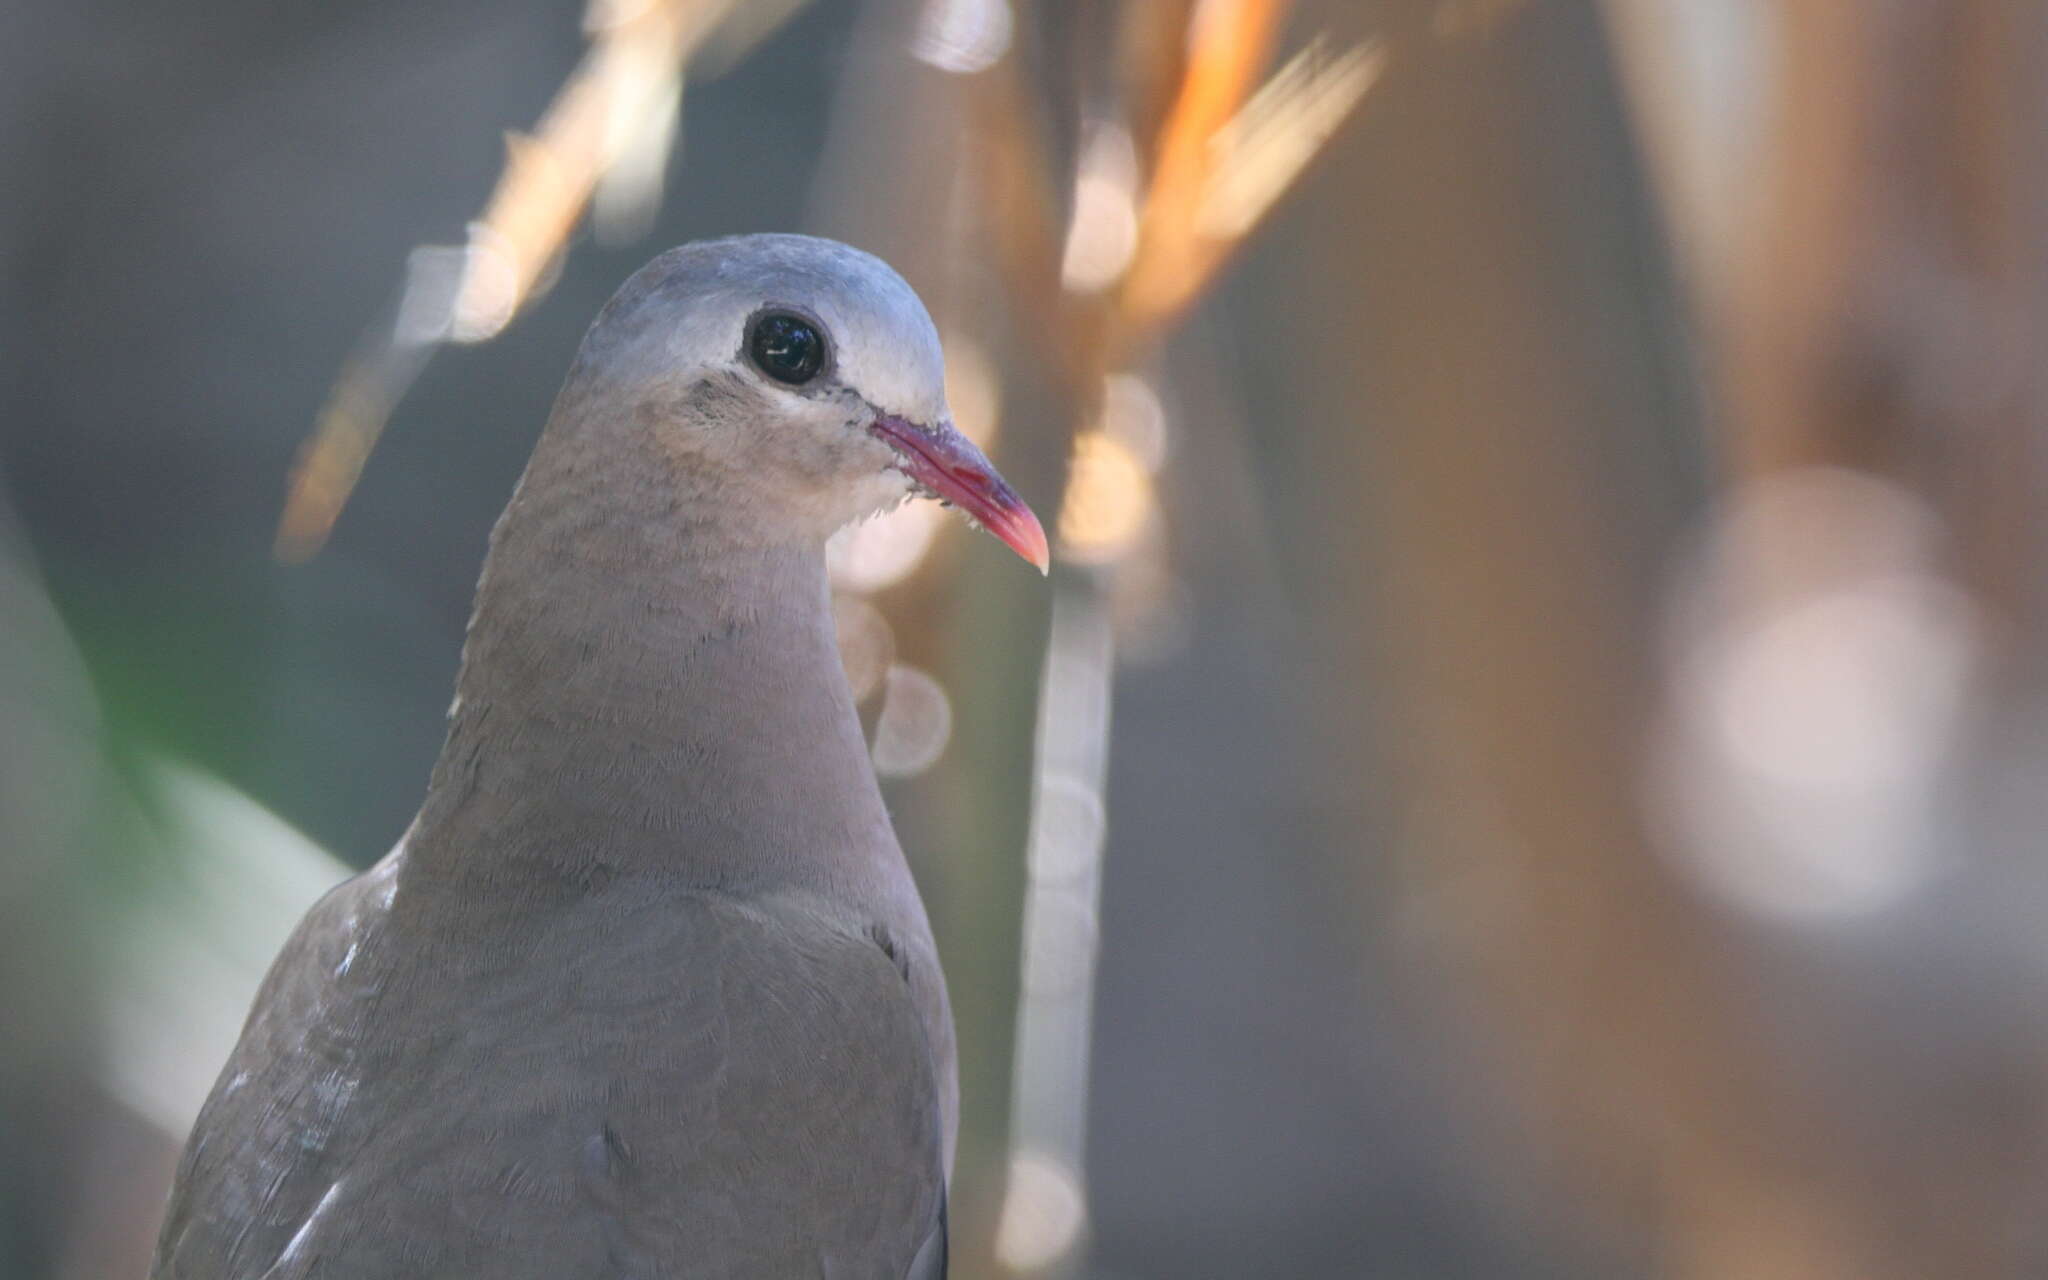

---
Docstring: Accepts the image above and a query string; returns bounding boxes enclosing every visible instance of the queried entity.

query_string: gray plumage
[148,235,1044,1279]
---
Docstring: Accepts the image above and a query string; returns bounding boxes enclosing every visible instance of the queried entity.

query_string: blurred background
[7,0,2048,1276]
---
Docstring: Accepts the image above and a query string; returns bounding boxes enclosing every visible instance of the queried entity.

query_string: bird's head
[565,234,1047,573]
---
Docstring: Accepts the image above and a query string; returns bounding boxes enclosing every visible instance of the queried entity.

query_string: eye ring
[745,310,828,386]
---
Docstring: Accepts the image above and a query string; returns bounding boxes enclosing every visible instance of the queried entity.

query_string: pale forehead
[602,235,947,421]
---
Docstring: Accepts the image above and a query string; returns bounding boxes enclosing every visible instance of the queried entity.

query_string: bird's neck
[403,434,904,908]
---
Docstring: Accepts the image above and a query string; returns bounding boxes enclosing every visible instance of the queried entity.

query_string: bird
[148,234,1048,1279]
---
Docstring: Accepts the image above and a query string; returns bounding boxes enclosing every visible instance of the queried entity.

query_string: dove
[149,234,1046,1279]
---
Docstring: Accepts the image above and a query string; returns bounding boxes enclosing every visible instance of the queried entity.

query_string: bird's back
[150,853,949,1279]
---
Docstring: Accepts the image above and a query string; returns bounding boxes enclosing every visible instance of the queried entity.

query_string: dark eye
[747,312,826,385]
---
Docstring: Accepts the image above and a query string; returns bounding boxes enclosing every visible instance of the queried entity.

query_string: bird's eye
[747,312,826,386]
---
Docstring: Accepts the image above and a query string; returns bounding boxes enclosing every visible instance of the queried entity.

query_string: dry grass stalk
[971,0,1383,392]
[1111,0,1289,354]
[276,0,799,562]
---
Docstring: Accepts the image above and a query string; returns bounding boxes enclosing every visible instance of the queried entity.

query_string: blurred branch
[939,3,1395,1274]
[961,40,1073,378]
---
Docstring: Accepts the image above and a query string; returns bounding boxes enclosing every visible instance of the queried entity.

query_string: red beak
[869,416,1050,574]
